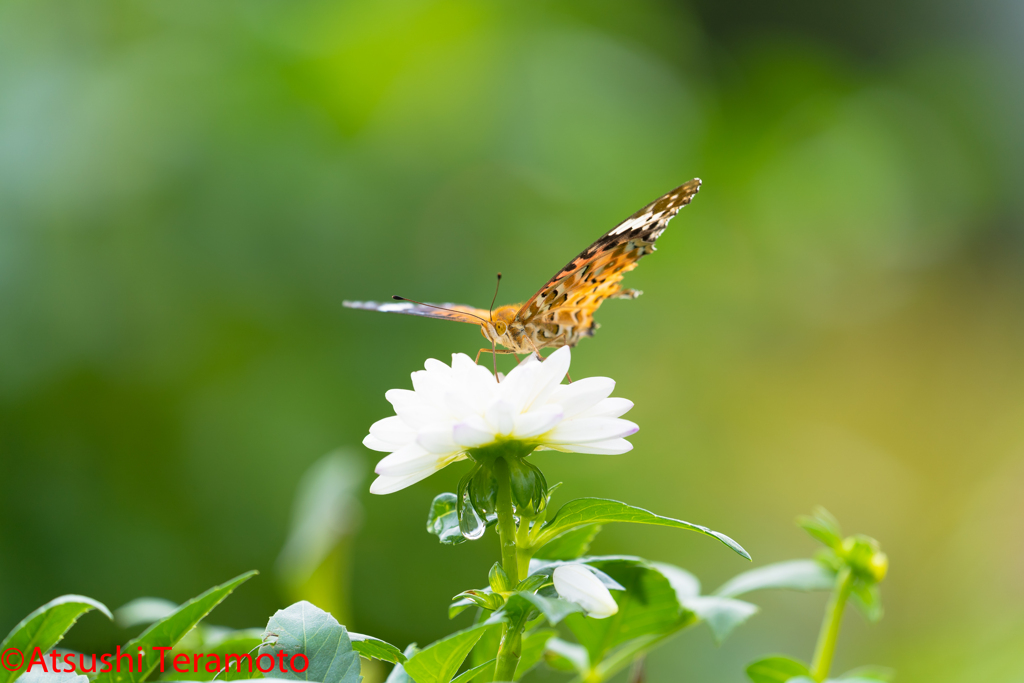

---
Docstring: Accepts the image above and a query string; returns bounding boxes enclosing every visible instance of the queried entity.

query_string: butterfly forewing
[514,179,701,344]
[342,300,491,325]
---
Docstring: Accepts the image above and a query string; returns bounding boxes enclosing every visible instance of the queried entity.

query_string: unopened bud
[488,562,513,594]
[841,535,887,583]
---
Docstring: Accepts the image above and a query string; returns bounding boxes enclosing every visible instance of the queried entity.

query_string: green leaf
[797,507,843,549]
[403,622,498,683]
[680,596,757,643]
[746,656,810,683]
[532,525,602,561]
[535,499,750,560]
[113,598,179,629]
[850,582,883,622]
[514,629,556,679]
[0,595,113,683]
[18,674,90,683]
[427,493,467,545]
[384,645,419,683]
[653,562,755,643]
[449,658,495,683]
[159,630,265,681]
[503,593,582,626]
[543,638,589,674]
[92,571,255,683]
[258,601,360,683]
[715,560,836,598]
[564,559,694,663]
[350,633,407,664]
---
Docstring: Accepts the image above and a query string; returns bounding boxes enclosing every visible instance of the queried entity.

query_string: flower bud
[488,562,513,594]
[841,535,887,583]
[508,457,548,515]
[553,564,619,619]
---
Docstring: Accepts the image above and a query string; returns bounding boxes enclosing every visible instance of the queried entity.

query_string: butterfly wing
[515,179,701,345]
[343,300,489,325]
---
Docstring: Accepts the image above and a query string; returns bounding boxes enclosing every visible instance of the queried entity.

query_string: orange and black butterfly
[344,179,701,361]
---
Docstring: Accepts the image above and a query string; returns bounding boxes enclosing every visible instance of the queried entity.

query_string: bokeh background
[2,0,1023,681]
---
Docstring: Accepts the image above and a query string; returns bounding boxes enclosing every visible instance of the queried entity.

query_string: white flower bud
[553,564,619,619]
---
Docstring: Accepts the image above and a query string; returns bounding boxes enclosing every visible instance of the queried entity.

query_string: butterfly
[344,178,701,362]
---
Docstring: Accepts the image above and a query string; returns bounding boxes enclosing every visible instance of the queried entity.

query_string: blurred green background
[2,0,1023,681]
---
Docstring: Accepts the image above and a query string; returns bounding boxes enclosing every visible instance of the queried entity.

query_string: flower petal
[551,438,634,455]
[375,443,440,477]
[546,417,639,444]
[553,564,619,619]
[369,416,416,447]
[453,415,498,448]
[577,397,634,419]
[548,377,615,417]
[484,398,516,436]
[369,468,438,495]
[416,424,460,454]
[363,434,395,452]
[513,405,564,439]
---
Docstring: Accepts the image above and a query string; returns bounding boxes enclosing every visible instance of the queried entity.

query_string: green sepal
[488,563,513,594]
[797,507,843,550]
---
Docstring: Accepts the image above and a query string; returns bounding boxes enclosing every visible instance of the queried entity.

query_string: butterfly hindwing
[342,300,489,325]
[514,179,701,344]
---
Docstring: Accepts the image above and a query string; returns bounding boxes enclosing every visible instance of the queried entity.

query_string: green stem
[493,457,520,585]
[810,566,854,682]
[493,456,524,681]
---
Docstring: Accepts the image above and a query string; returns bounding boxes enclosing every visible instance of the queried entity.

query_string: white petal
[546,417,639,444]
[362,434,395,452]
[484,399,516,436]
[416,425,459,454]
[528,346,571,408]
[552,438,634,455]
[452,415,498,448]
[369,467,439,494]
[577,397,634,419]
[548,377,615,417]
[424,357,452,374]
[369,416,416,447]
[375,443,441,477]
[513,405,564,439]
[553,564,619,619]
[385,388,446,429]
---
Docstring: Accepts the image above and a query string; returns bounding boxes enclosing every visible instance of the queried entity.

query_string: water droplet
[459,487,486,540]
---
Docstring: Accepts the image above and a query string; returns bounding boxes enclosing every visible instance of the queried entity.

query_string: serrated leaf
[258,601,360,683]
[532,525,602,561]
[535,499,749,560]
[746,656,810,683]
[715,560,836,598]
[403,622,498,683]
[1,596,113,683]
[93,572,255,683]
[350,633,406,664]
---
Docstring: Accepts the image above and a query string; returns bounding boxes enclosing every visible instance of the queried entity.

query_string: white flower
[553,564,619,619]
[365,346,637,495]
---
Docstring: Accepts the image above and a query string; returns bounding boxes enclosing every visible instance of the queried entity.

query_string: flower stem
[810,566,854,682]
[493,456,524,681]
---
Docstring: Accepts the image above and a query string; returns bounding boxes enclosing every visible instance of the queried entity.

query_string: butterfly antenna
[390,296,491,325]
[489,273,502,323]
